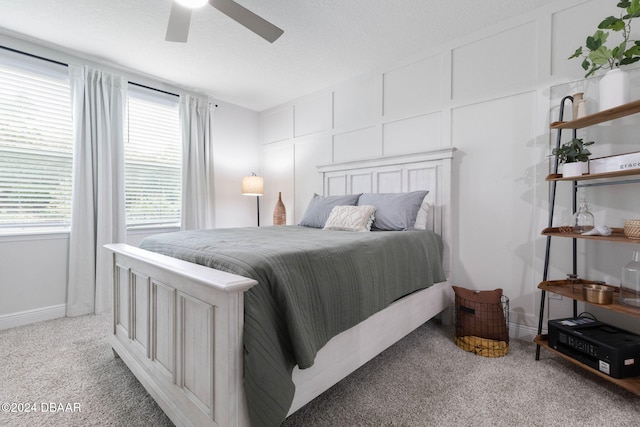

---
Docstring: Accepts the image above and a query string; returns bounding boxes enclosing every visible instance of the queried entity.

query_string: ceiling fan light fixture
[166,0,284,43]
[175,0,208,9]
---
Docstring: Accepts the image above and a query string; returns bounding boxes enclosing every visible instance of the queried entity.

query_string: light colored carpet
[1,313,639,426]
[0,313,172,427]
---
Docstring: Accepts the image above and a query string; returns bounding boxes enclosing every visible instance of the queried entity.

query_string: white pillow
[323,205,376,232]
[414,197,432,230]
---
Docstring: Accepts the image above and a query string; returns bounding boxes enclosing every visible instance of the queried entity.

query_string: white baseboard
[0,304,66,330]
[509,321,540,342]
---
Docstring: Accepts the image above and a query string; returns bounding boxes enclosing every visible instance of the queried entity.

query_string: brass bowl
[582,284,613,305]
[624,219,640,239]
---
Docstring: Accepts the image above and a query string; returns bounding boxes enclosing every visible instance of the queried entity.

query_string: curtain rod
[129,82,218,107]
[130,82,219,107]
[1,44,68,67]
[0,45,215,104]
[129,81,179,98]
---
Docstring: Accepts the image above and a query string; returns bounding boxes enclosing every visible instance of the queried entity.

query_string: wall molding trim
[0,304,66,331]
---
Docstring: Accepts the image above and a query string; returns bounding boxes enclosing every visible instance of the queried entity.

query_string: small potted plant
[552,138,595,177]
[568,0,640,110]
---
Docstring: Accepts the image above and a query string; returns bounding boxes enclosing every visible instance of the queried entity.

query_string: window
[0,50,182,231]
[125,86,181,228]
[0,53,73,229]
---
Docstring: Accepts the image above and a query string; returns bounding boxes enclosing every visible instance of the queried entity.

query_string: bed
[105,148,455,427]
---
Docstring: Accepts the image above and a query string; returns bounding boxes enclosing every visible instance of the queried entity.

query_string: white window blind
[125,87,181,227]
[0,59,73,228]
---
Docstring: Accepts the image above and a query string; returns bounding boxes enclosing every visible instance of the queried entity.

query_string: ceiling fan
[166,0,284,43]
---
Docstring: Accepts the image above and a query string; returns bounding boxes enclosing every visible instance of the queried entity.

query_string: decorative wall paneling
[382,54,443,119]
[332,74,381,130]
[332,126,381,163]
[259,2,599,336]
[550,1,617,77]
[262,107,293,144]
[451,21,538,101]
[294,135,332,220]
[382,112,442,156]
[294,92,333,137]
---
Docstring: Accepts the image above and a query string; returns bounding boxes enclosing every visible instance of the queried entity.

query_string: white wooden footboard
[107,241,452,427]
[106,243,257,427]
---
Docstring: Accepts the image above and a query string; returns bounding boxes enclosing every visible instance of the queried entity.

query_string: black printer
[548,317,640,379]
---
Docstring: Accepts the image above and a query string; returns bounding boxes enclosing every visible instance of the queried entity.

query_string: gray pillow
[299,193,362,228]
[358,191,428,231]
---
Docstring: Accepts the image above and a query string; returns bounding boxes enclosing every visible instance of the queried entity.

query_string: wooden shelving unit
[538,280,640,316]
[551,99,640,129]
[537,98,640,396]
[541,227,640,244]
[546,168,640,182]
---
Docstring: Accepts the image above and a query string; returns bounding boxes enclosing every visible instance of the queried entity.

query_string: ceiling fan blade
[166,2,192,42]
[208,0,284,43]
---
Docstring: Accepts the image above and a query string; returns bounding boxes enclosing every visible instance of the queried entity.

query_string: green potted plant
[552,137,595,177]
[568,0,640,110]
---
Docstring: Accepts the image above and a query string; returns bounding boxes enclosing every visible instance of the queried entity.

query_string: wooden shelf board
[538,279,640,317]
[550,99,640,129]
[541,227,640,244]
[546,168,640,182]
[535,335,640,395]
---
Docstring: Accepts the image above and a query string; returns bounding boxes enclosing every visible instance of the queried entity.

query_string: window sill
[0,228,70,242]
[126,224,181,235]
[0,224,180,243]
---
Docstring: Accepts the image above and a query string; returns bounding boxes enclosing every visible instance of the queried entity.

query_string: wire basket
[454,293,509,357]
[624,219,640,239]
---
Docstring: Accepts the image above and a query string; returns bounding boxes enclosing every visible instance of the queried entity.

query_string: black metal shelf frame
[537,96,577,359]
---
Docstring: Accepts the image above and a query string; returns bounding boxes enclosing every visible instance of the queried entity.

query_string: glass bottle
[620,250,640,307]
[572,199,594,233]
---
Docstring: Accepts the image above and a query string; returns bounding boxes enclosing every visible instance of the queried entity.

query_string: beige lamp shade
[242,175,264,196]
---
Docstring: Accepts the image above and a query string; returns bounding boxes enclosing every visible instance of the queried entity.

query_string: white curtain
[180,94,215,230]
[66,65,126,317]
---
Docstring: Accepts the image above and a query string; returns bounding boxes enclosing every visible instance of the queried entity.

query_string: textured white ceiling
[0,0,555,111]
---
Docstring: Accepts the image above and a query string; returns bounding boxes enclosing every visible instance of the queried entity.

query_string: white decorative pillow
[413,197,432,230]
[323,205,376,232]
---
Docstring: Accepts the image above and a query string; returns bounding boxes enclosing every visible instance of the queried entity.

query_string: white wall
[211,100,262,228]
[0,233,69,326]
[259,0,640,338]
[0,36,261,328]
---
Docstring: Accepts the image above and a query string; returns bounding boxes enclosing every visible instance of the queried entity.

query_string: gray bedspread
[140,225,445,427]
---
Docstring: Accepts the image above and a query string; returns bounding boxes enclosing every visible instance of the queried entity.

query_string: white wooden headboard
[317,148,455,276]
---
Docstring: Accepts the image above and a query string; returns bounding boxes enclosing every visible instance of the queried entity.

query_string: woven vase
[273,192,286,225]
